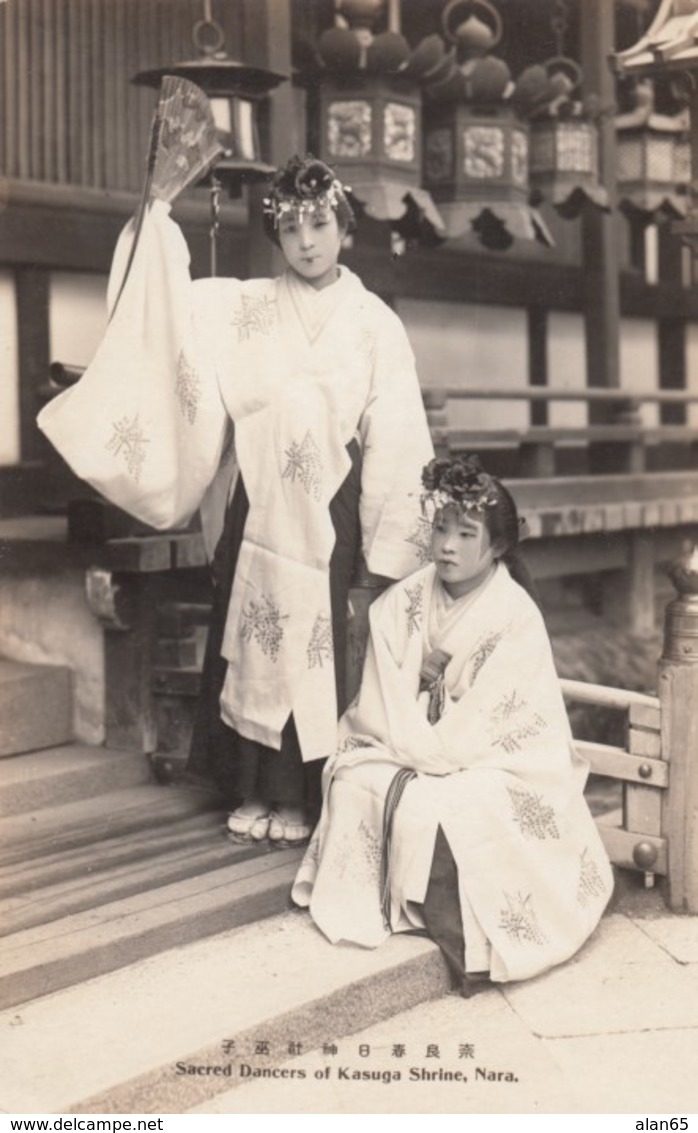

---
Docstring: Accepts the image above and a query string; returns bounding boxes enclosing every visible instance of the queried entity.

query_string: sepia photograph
[0,0,697,1119]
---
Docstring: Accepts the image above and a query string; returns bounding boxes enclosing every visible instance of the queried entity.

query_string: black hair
[482,480,541,609]
[262,154,356,248]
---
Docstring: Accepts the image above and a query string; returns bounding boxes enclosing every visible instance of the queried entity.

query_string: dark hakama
[187,440,362,816]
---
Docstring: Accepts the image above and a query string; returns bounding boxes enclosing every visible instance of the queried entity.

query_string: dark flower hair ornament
[262,156,352,230]
[420,455,499,520]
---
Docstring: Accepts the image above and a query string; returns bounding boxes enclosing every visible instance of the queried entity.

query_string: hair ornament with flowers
[420,455,499,521]
[262,155,352,230]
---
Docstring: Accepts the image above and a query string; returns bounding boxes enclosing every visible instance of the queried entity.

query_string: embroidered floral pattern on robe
[499,892,547,946]
[508,787,560,840]
[307,613,334,669]
[338,735,373,753]
[175,350,202,425]
[577,847,609,907]
[282,430,323,501]
[405,582,424,638]
[469,629,504,686]
[330,817,381,885]
[106,414,149,482]
[357,819,383,880]
[240,595,288,662]
[231,294,277,341]
[489,692,547,754]
[405,516,433,565]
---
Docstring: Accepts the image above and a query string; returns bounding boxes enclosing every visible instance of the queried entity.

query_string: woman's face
[278,205,344,290]
[431,506,496,598]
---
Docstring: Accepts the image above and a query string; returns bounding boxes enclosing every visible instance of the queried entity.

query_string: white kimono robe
[293,563,613,983]
[37,202,434,761]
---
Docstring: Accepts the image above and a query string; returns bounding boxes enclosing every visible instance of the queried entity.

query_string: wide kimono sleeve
[339,567,583,795]
[357,303,434,579]
[37,201,229,531]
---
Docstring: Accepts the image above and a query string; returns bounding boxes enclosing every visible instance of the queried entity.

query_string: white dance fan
[111,75,223,317]
[149,74,224,203]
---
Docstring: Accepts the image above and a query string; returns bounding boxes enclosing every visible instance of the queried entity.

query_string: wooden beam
[15,267,50,464]
[598,825,667,876]
[560,679,660,712]
[0,181,247,272]
[522,532,628,579]
[576,740,668,788]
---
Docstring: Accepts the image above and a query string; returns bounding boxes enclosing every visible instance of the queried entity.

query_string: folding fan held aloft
[149,74,224,203]
[111,75,224,318]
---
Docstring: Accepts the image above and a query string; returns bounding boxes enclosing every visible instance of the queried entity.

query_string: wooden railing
[559,570,698,916]
[424,387,698,477]
[560,678,667,882]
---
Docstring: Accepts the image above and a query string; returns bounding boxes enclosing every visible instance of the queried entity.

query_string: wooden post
[86,568,157,753]
[658,227,687,426]
[522,308,556,477]
[422,388,449,457]
[602,529,656,638]
[579,0,623,473]
[15,266,51,465]
[659,567,698,912]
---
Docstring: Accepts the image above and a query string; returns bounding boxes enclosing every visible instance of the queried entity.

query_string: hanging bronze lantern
[615,78,690,220]
[421,0,552,250]
[319,74,423,215]
[612,0,698,253]
[305,0,445,243]
[133,1,286,193]
[515,57,609,219]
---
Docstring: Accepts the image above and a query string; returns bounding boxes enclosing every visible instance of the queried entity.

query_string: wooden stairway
[0,659,300,1012]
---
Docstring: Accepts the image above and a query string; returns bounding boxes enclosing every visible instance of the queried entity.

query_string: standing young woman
[38,155,434,846]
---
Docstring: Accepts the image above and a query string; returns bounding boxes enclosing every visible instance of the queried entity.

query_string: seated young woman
[292,455,613,990]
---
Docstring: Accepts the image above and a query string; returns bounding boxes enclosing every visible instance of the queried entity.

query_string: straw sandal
[226,810,271,844]
[268,812,312,848]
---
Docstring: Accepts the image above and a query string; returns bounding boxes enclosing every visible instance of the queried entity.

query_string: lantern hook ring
[193,0,226,58]
[441,0,503,50]
[543,55,583,97]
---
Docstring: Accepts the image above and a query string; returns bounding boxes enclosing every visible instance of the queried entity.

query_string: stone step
[0,801,271,936]
[0,910,449,1113]
[0,848,304,1013]
[0,765,302,1009]
[0,781,221,866]
[0,657,73,758]
[0,742,153,817]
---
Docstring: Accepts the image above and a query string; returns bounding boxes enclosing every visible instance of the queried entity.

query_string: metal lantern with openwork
[421,0,552,250]
[133,0,286,193]
[613,0,698,231]
[515,56,609,219]
[615,77,690,220]
[319,75,422,213]
[305,0,445,241]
